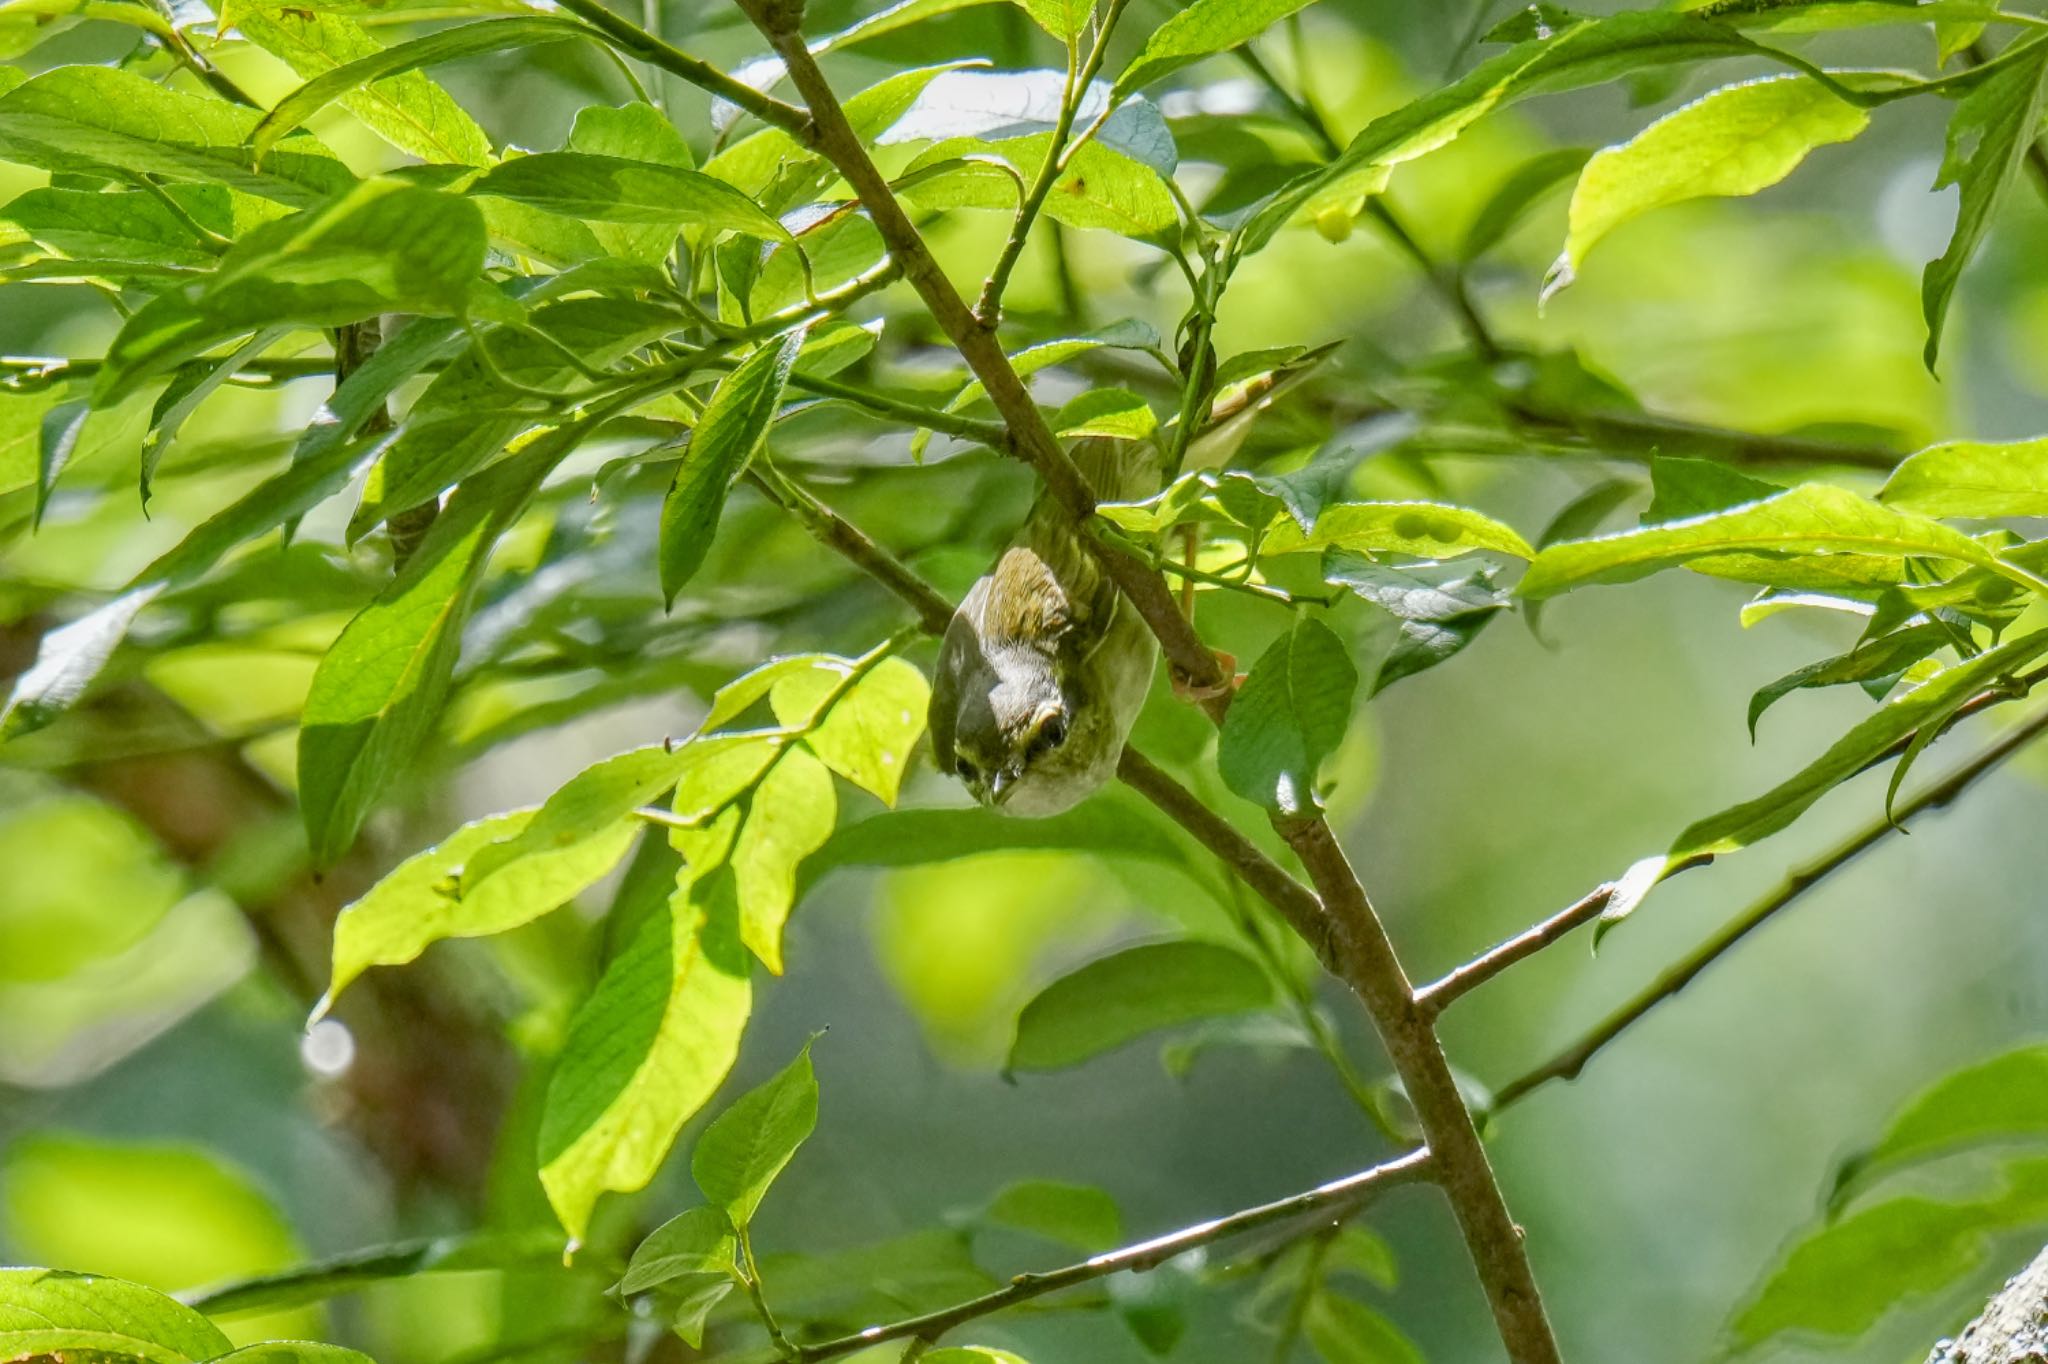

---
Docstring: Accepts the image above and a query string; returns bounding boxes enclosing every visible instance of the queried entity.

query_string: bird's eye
[956,757,980,782]
[1029,713,1068,758]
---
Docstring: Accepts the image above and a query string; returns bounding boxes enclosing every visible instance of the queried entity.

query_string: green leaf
[814,0,1007,52]
[0,66,355,207]
[880,70,1176,175]
[770,655,931,806]
[459,736,768,896]
[1745,623,1950,740]
[1261,501,1534,560]
[1324,1226,1399,1290]
[1545,75,1866,300]
[1641,455,1782,524]
[1054,387,1157,440]
[250,16,586,161]
[729,747,836,973]
[692,1037,819,1228]
[298,437,555,867]
[1216,617,1359,815]
[1830,1045,2048,1212]
[1325,553,1510,695]
[182,1232,567,1316]
[1008,940,1273,1072]
[1671,625,2048,860]
[660,326,808,605]
[900,134,1176,236]
[0,584,163,741]
[1518,483,2009,599]
[1242,11,1774,251]
[98,181,485,403]
[0,1269,231,1364]
[1879,435,2048,517]
[801,795,1192,895]
[1115,0,1317,94]
[1458,146,1591,262]
[925,1351,1029,1364]
[319,807,638,1014]
[619,1206,737,1294]
[235,3,492,165]
[909,319,1158,460]
[566,101,697,263]
[701,653,839,733]
[539,850,753,1245]
[1,187,219,267]
[1305,1291,1424,1364]
[1923,38,2048,371]
[200,1345,373,1364]
[0,383,63,498]
[469,152,788,240]
[140,328,288,505]
[1017,0,1091,41]
[1726,1155,2048,1351]
[983,1180,1122,1252]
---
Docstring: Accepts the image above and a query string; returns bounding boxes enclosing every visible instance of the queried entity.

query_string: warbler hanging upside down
[928,347,1334,816]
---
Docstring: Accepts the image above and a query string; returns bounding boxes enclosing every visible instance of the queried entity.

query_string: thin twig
[1491,702,2048,1110]
[1415,883,1617,1018]
[784,1150,1434,1362]
[549,0,812,133]
[974,0,1134,325]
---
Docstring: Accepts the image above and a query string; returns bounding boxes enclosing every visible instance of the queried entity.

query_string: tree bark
[1931,1243,2048,1363]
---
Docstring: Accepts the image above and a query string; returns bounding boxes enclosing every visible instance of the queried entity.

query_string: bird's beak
[987,770,1015,805]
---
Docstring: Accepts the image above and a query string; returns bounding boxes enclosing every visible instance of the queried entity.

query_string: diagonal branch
[1490,701,2048,1110]
[732,13,1562,1357]
[787,1149,1434,1362]
[734,0,1231,700]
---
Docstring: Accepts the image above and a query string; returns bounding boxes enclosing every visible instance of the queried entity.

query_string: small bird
[929,347,1334,816]
[929,436,1158,816]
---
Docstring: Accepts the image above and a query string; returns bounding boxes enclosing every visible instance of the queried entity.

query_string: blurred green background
[6,2,2048,1362]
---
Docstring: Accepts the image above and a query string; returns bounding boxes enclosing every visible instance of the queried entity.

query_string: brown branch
[735,0,1231,699]
[1415,883,1617,1018]
[1928,1240,2048,1364]
[334,319,436,568]
[1279,819,1562,1359]
[1492,701,2048,1110]
[1114,748,1339,974]
[733,12,1560,1356]
[787,1149,1434,1362]
[744,465,954,634]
